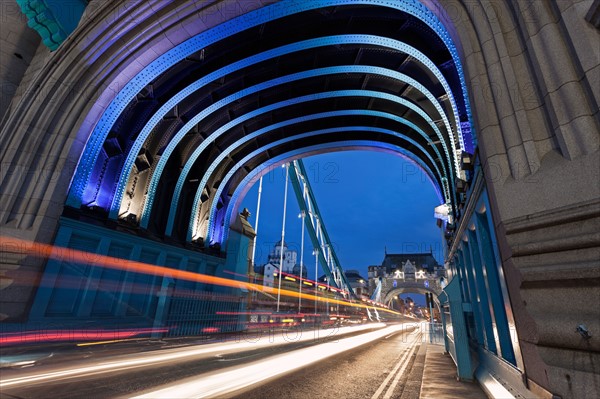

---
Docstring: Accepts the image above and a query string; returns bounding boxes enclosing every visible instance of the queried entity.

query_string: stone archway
[383,287,442,307]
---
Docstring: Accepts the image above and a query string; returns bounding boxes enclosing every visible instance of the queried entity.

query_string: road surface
[1,322,428,398]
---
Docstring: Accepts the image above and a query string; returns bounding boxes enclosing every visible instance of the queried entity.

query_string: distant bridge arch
[372,272,443,307]
[382,285,442,308]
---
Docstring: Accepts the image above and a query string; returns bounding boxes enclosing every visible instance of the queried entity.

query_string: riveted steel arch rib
[194,123,446,241]
[204,129,444,243]
[171,88,454,238]
[143,65,456,229]
[107,34,462,220]
[185,111,448,240]
[67,0,472,211]
[209,138,442,246]
[186,114,448,241]
[219,141,441,246]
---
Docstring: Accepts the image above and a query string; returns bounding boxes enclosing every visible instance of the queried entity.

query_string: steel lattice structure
[288,159,356,298]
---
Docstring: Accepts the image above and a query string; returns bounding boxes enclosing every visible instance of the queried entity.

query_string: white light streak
[0,324,385,389]
[133,323,415,398]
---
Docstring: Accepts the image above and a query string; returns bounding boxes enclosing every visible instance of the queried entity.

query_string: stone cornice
[503,198,600,236]
[586,0,600,29]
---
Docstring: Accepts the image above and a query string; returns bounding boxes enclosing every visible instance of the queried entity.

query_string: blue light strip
[67,0,472,210]
[108,34,460,219]
[184,114,447,242]
[141,65,455,228]
[184,110,448,239]
[188,122,445,241]
[206,132,442,244]
[213,140,443,245]
[164,89,452,236]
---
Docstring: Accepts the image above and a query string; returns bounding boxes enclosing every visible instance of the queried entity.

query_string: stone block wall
[0,0,41,123]
[436,1,600,397]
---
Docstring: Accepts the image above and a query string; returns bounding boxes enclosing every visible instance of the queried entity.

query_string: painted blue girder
[66,0,473,211]
[184,108,448,240]
[109,34,461,222]
[185,114,447,241]
[142,65,455,228]
[209,138,441,245]
[288,159,356,297]
[292,159,357,295]
[173,91,452,237]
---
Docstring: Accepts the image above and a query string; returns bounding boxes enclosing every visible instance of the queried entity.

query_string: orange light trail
[0,328,167,346]
[0,236,399,315]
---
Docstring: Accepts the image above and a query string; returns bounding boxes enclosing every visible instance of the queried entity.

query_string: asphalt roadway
[0,322,428,399]
[231,324,425,399]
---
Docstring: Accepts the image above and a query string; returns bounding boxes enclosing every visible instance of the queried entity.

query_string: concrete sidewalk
[420,344,487,399]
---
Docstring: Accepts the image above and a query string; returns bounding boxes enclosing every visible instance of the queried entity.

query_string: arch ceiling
[66,0,474,246]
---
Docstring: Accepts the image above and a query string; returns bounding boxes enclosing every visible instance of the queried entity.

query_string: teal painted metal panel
[475,210,518,366]
[441,276,474,381]
[458,245,485,346]
[27,217,238,338]
[16,0,87,51]
[467,229,498,355]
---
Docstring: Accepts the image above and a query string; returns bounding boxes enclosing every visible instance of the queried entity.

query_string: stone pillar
[434,1,600,397]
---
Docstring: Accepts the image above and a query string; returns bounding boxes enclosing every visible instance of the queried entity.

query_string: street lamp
[250,176,263,268]
[276,163,289,313]
[312,248,319,315]
[298,210,305,313]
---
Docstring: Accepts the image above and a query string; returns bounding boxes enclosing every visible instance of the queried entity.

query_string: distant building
[267,240,297,274]
[368,251,445,297]
[261,263,278,288]
[317,269,368,299]
[344,270,369,300]
[255,240,306,288]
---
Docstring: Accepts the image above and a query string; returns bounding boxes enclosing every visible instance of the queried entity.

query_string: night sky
[240,150,444,281]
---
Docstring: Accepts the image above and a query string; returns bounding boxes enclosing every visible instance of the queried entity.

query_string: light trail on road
[0,323,389,389]
[0,236,398,314]
[131,323,418,398]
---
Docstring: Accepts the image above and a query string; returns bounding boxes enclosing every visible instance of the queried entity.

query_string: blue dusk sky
[240,150,445,281]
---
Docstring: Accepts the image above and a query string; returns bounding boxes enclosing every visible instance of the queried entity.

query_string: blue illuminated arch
[163,89,454,235]
[67,0,473,211]
[182,118,448,242]
[213,140,444,245]
[108,34,462,220]
[180,112,450,239]
[140,65,457,228]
